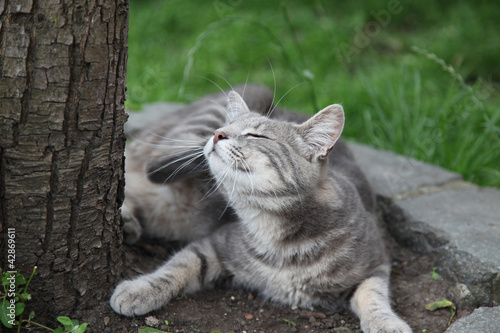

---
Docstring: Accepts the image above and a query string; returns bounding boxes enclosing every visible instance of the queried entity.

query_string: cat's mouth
[204,137,216,155]
[204,138,252,174]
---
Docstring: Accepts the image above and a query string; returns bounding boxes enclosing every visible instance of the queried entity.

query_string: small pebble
[145,316,160,327]
[322,318,335,328]
[245,314,254,320]
[333,327,354,333]
[300,310,326,319]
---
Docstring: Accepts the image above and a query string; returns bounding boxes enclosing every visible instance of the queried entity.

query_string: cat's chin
[204,141,227,180]
[203,136,215,156]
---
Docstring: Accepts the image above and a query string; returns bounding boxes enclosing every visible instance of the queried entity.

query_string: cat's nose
[213,131,227,144]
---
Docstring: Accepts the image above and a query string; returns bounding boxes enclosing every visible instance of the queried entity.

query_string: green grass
[127,0,500,187]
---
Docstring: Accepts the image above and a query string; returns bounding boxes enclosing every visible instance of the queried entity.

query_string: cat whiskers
[199,75,230,101]
[227,166,238,206]
[220,159,239,219]
[147,148,206,183]
[131,132,204,149]
[201,160,235,203]
[240,158,255,198]
[165,151,208,184]
[266,82,303,118]
[267,58,277,117]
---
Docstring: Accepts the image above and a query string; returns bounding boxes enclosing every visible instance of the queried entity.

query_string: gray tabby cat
[111,85,412,333]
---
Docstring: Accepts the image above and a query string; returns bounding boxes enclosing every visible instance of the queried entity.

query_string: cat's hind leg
[110,237,224,316]
[350,267,412,333]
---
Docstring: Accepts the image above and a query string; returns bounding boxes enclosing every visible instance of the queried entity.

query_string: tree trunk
[0,0,128,326]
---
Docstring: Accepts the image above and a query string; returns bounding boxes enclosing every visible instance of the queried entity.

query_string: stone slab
[348,142,462,198]
[385,186,500,306]
[445,306,500,333]
[349,141,500,306]
[396,187,500,265]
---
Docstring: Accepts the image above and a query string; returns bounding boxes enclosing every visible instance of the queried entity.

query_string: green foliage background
[127,0,500,187]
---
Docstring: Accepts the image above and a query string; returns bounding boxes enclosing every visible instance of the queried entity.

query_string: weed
[283,318,297,328]
[412,46,500,144]
[138,328,170,333]
[0,267,89,332]
[425,298,456,326]
[431,267,439,280]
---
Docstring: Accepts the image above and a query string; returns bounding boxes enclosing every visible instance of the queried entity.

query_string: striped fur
[120,86,273,243]
[111,86,411,333]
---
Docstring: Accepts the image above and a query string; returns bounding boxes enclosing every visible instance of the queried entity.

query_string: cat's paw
[110,279,162,317]
[361,316,412,333]
[121,205,142,245]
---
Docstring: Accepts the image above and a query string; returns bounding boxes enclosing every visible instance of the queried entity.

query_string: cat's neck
[235,202,338,263]
[231,174,346,250]
[236,205,287,242]
[232,186,339,245]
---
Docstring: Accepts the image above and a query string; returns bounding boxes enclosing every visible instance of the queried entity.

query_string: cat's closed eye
[246,133,271,140]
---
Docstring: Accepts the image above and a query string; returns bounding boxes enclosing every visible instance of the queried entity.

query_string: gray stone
[396,188,500,265]
[384,187,500,306]
[144,315,160,327]
[348,142,462,198]
[333,328,354,333]
[348,141,500,307]
[445,306,500,333]
[450,283,477,309]
[124,102,184,137]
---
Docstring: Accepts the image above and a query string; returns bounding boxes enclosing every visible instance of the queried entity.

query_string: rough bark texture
[0,0,128,324]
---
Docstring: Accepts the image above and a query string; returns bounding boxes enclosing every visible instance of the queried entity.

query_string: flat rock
[348,142,462,198]
[349,143,500,307]
[395,187,500,266]
[388,187,500,306]
[348,141,500,307]
[445,306,500,333]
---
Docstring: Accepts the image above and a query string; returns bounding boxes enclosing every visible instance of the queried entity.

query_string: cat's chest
[235,256,326,307]
[226,236,331,303]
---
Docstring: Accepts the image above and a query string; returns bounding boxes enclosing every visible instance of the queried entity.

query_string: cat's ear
[299,104,345,160]
[226,91,250,122]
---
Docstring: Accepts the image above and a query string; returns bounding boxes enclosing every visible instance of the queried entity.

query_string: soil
[73,234,469,333]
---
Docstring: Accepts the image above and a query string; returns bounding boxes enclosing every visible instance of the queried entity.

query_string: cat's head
[204,91,344,211]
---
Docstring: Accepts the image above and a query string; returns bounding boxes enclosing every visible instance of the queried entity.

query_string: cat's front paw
[361,316,412,333]
[121,204,143,245]
[110,279,162,317]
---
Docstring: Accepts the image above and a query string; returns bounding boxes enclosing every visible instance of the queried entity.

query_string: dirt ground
[79,233,469,333]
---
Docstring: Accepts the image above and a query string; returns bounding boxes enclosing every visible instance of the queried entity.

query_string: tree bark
[0,0,128,325]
